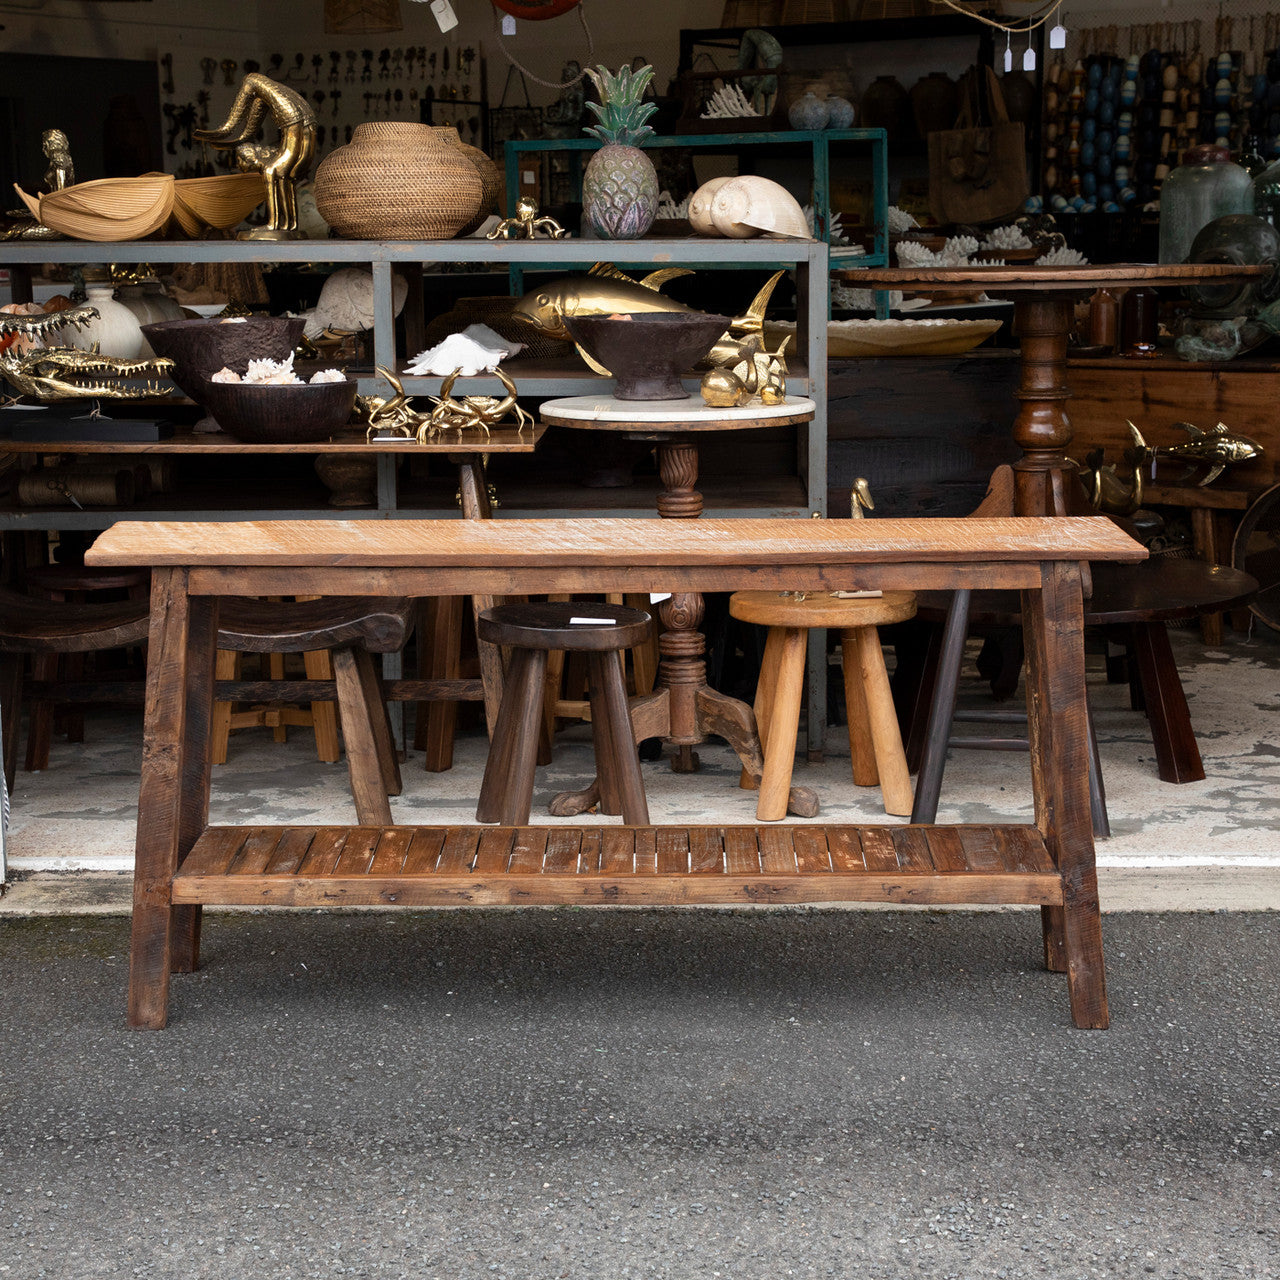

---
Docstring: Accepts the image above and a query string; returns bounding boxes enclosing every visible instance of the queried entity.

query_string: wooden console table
[85,514,1144,1031]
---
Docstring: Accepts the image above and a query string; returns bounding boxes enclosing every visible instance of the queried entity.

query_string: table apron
[185,561,1049,597]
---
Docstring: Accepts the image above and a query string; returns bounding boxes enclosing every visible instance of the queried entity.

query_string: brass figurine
[423,367,534,440]
[357,364,426,439]
[487,196,568,241]
[1,347,175,401]
[1129,418,1263,487]
[699,366,751,408]
[42,128,75,191]
[195,73,316,240]
[850,477,874,517]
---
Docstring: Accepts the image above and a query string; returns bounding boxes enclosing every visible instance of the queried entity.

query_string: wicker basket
[857,0,931,16]
[313,123,483,240]
[15,175,174,242]
[780,0,844,19]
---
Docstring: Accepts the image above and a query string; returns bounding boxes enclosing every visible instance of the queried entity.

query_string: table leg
[456,454,504,736]
[129,569,218,1028]
[1022,561,1109,1030]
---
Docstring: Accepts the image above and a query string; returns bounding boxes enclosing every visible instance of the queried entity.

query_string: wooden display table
[86,514,1144,1031]
[540,394,817,801]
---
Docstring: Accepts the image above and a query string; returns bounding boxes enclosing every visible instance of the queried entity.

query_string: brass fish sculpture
[512,263,787,376]
[1127,419,1262,486]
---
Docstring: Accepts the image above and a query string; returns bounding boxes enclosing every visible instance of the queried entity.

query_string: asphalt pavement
[2,906,1277,1279]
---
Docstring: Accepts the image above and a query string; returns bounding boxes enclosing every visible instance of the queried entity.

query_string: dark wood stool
[215,597,415,826]
[476,601,653,827]
[906,559,1258,829]
[0,586,150,791]
[21,564,149,770]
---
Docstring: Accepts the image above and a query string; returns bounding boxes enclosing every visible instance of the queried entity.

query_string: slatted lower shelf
[173,824,1064,908]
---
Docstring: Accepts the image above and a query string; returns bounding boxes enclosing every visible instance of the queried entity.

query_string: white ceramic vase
[71,285,144,360]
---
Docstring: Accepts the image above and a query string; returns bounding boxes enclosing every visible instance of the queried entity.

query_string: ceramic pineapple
[581,63,659,239]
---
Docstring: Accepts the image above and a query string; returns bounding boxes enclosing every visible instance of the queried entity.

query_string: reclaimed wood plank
[995,826,1056,874]
[923,826,969,873]
[633,827,658,874]
[229,828,285,876]
[436,828,482,874]
[890,827,934,873]
[859,828,899,872]
[542,829,583,873]
[400,828,446,875]
[758,828,797,874]
[792,827,832,873]
[689,827,725,874]
[297,828,349,876]
[367,828,415,876]
[958,827,1004,873]
[656,828,690,875]
[508,827,549,874]
[263,827,317,876]
[333,828,381,876]
[472,828,516,874]
[599,827,636,875]
[177,827,247,878]
[722,827,761,875]
[825,827,865,872]
[578,828,603,873]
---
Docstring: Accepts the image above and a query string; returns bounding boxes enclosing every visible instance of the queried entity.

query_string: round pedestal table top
[836,262,1270,296]
[539,393,816,433]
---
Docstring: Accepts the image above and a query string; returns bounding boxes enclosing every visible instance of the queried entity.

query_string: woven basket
[779,0,842,20]
[856,0,931,16]
[15,175,174,242]
[313,123,483,240]
[172,173,266,237]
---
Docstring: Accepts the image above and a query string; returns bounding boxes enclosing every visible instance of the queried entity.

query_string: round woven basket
[438,128,502,236]
[313,122,483,240]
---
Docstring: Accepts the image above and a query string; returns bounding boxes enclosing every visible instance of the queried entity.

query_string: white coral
[210,366,241,383]
[983,224,1033,250]
[886,205,919,233]
[895,240,943,267]
[1035,245,1088,266]
[308,368,347,384]
[244,354,303,385]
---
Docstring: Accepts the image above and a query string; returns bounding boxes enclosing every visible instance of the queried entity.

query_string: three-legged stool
[476,602,653,826]
[729,590,917,822]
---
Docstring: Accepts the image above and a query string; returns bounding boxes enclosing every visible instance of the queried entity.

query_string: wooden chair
[213,596,414,825]
[729,589,917,821]
[475,601,654,826]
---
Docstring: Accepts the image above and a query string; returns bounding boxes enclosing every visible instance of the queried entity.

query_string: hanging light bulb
[1004,31,1013,74]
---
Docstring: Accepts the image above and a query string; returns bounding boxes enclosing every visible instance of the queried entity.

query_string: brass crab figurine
[422,366,534,442]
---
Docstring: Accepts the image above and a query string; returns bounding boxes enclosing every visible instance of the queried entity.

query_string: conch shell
[689,176,733,236]
[709,176,810,240]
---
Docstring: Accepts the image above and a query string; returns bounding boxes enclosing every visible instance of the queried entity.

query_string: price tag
[430,0,458,31]
[502,13,516,34]
[649,592,671,604]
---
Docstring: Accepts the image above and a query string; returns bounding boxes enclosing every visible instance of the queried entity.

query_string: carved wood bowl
[140,316,306,402]
[194,377,359,443]
[564,311,733,400]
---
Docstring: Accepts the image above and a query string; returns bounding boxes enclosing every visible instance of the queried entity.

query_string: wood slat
[599,827,636,874]
[368,828,415,876]
[297,828,349,876]
[473,827,516,874]
[722,827,761,875]
[400,828,446,874]
[825,827,865,872]
[333,828,380,876]
[178,827,247,877]
[997,826,1057,874]
[436,828,482,874]
[578,828,603,873]
[263,827,316,876]
[792,827,832,873]
[230,828,286,875]
[859,828,899,872]
[656,828,690,875]
[758,828,797,874]
[923,826,969,873]
[890,827,935,873]
[542,829,583,873]
[689,827,725,874]
[509,827,549,873]
[633,827,657,874]
[958,827,1005,872]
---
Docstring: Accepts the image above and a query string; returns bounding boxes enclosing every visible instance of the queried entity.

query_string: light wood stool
[729,589,917,821]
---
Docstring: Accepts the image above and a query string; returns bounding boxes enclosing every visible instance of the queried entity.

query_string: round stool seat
[478,601,652,652]
[24,564,150,596]
[729,589,917,629]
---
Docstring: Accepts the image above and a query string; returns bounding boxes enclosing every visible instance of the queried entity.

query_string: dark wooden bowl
[141,316,306,402]
[564,311,733,400]
[195,377,358,443]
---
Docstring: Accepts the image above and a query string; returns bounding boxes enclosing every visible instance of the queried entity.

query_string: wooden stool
[21,564,149,770]
[214,597,414,825]
[476,601,653,827]
[0,586,150,791]
[729,590,918,821]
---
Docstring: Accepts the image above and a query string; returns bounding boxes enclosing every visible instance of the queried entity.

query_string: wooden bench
[84,514,1145,1031]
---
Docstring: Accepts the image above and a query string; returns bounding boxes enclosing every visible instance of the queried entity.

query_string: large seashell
[689,176,733,236]
[709,176,810,240]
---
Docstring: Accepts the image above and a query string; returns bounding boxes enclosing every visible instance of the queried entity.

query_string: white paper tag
[570,616,615,625]
[431,0,458,32]
[831,589,883,599]
[502,13,516,34]
[649,592,671,604]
